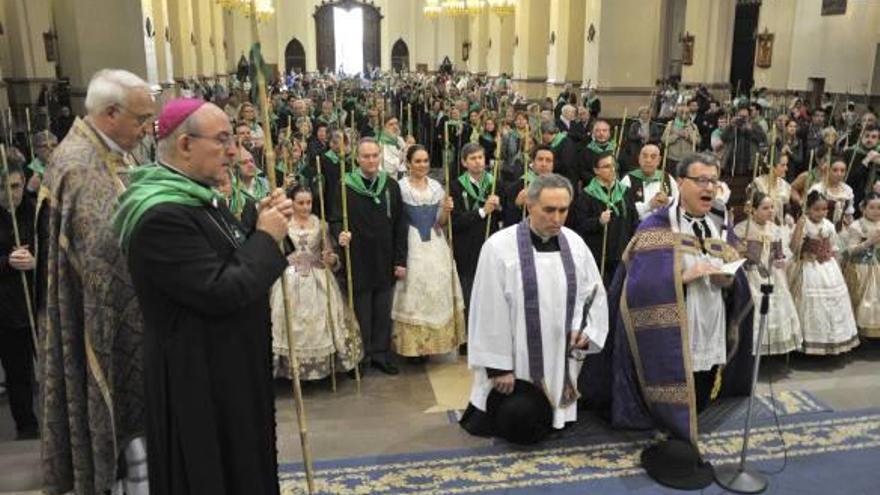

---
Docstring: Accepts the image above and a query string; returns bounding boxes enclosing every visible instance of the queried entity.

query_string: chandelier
[423,0,442,18]
[217,0,275,22]
[487,0,515,16]
[423,0,516,18]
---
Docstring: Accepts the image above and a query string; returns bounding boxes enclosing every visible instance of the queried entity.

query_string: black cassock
[127,202,286,495]
[568,188,639,285]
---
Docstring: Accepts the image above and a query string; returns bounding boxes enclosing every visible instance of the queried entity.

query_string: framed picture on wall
[680,33,695,66]
[821,0,847,16]
[755,30,774,68]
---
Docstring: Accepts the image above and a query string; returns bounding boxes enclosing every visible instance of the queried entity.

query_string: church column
[581,0,665,118]
[210,0,227,78]
[546,0,585,86]
[3,0,58,109]
[752,0,796,94]
[191,0,214,77]
[467,11,489,74]
[681,0,736,88]
[486,13,514,77]
[52,0,149,112]
[167,0,197,82]
[512,0,550,98]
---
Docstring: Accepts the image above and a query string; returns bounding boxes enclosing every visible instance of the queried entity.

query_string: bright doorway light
[334,6,364,75]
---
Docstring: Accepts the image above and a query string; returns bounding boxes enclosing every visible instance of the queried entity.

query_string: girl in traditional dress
[789,191,859,355]
[749,153,794,227]
[841,192,880,338]
[734,193,802,355]
[270,185,363,380]
[808,158,854,232]
[391,145,466,361]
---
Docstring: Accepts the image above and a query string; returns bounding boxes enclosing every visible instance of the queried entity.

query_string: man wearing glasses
[460,173,608,445]
[585,152,754,490]
[41,69,156,495]
[117,97,293,493]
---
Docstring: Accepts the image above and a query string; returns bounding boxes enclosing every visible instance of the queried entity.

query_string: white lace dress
[734,220,802,355]
[391,177,466,356]
[789,218,859,355]
[841,218,880,338]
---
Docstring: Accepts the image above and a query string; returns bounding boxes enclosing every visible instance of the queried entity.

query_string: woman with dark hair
[733,192,802,355]
[269,185,363,381]
[789,190,859,355]
[841,192,880,339]
[391,145,466,361]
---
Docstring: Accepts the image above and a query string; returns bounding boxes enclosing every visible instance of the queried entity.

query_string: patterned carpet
[279,391,880,494]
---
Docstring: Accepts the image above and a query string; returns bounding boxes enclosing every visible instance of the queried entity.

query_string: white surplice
[467,225,609,429]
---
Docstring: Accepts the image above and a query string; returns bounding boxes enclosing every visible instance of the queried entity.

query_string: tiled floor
[3,342,880,492]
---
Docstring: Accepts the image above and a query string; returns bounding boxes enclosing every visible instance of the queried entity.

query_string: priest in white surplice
[459,173,609,444]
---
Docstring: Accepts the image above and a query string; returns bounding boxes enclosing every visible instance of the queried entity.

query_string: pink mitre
[157,98,206,139]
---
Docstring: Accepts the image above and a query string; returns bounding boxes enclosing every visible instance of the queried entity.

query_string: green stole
[344,170,389,205]
[458,172,493,211]
[584,177,628,216]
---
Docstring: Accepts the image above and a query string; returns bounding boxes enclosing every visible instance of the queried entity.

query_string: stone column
[167,0,197,81]
[486,13,514,77]
[681,0,736,87]
[547,0,585,85]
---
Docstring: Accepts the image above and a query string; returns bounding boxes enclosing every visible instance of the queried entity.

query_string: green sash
[458,172,493,211]
[344,170,389,205]
[550,131,568,149]
[584,177,628,216]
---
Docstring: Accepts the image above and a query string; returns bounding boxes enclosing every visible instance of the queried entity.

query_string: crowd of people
[1,65,878,492]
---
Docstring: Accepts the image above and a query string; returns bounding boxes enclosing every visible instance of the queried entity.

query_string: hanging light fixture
[487,0,515,16]
[441,0,468,17]
[423,0,442,18]
[465,0,487,15]
[217,0,275,22]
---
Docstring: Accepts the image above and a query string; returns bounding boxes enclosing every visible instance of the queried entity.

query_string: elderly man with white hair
[40,68,154,495]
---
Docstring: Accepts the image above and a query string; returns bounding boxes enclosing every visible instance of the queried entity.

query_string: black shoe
[371,360,400,375]
[16,427,39,441]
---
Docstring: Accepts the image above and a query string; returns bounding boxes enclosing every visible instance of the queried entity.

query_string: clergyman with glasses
[115,97,294,492]
[41,69,155,494]
[459,173,608,445]
[583,152,755,490]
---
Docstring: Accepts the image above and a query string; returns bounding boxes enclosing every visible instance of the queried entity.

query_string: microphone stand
[715,283,772,494]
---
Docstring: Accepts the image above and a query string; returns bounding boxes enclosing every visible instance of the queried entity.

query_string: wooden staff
[315,156,339,392]
[730,121,739,179]
[249,2,314,492]
[484,129,501,239]
[407,103,413,139]
[806,149,816,192]
[614,107,627,160]
[752,151,761,183]
[845,125,869,181]
[444,121,453,244]
[521,133,531,221]
[1,145,37,361]
[25,107,34,162]
[4,108,12,145]
[661,120,671,173]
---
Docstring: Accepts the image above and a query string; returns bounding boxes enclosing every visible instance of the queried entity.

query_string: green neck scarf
[27,158,45,177]
[587,140,615,155]
[673,117,689,129]
[584,177,627,216]
[628,169,663,184]
[344,169,388,204]
[323,149,341,164]
[481,131,496,142]
[377,132,399,148]
[458,172,494,210]
[550,131,568,149]
[114,163,221,250]
[523,169,538,187]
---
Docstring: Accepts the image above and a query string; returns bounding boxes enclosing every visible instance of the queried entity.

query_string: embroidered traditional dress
[750,174,793,226]
[789,217,859,354]
[270,215,363,379]
[808,181,854,232]
[840,218,880,338]
[733,219,803,354]
[391,177,466,356]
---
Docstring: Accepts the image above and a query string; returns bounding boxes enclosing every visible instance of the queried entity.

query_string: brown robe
[40,117,144,494]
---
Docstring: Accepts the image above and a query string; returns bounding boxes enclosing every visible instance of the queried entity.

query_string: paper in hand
[718,258,746,276]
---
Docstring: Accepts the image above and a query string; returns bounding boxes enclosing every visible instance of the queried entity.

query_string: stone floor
[2,342,880,493]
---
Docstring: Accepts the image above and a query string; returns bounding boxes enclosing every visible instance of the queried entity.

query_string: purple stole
[618,206,751,444]
[515,221,579,407]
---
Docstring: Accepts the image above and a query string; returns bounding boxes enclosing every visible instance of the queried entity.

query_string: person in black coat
[334,137,408,375]
[579,119,616,188]
[845,124,880,215]
[569,151,639,286]
[541,121,580,187]
[501,145,555,227]
[450,143,501,313]
[0,162,38,440]
[123,102,292,494]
